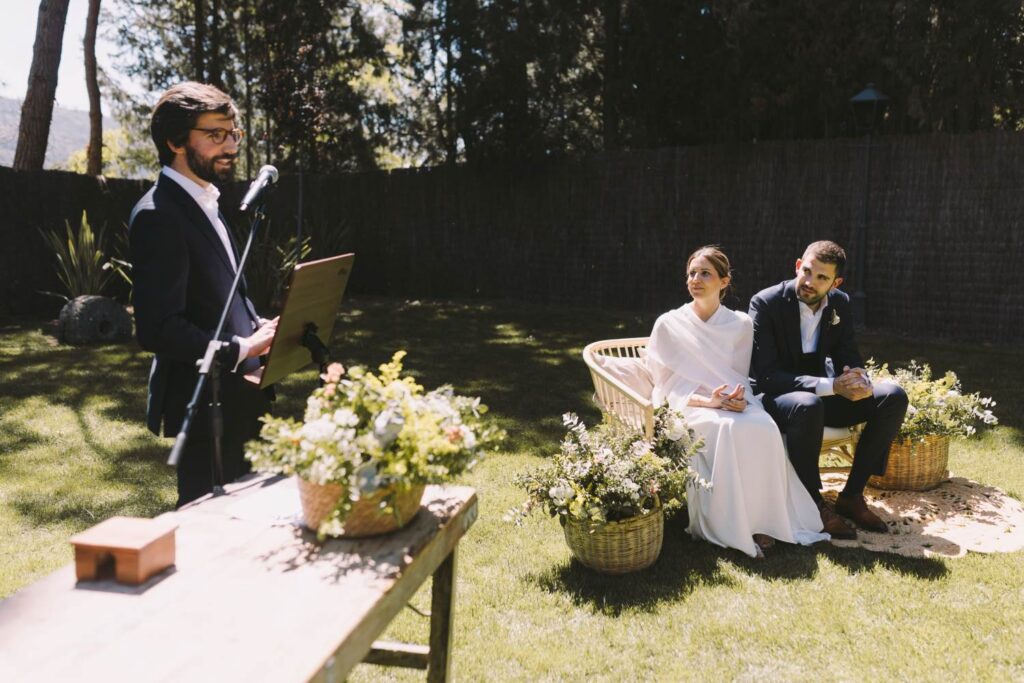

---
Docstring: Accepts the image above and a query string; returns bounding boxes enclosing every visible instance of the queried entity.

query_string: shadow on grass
[530,519,736,616]
[0,423,52,475]
[1006,425,1024,453]
[0,332,174,528]
[8,436,173,526]
[531,513,947,615]
[814,542,948,579]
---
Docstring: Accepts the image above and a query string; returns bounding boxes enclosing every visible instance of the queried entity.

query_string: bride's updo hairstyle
[686,245,733,301]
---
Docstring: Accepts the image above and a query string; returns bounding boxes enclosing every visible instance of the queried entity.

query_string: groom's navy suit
[130,172,271,506]
[749,280,907,499]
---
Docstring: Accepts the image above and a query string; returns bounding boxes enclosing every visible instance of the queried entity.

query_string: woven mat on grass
[820,473,1024,558]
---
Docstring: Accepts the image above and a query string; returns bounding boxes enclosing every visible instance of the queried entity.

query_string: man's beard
[796,285,826,307]
[186,144,236,183]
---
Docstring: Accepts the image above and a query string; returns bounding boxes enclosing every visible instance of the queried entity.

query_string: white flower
[336,430,359,455]
[386,379,410,399]
[373,406,405,447]
[630,440,653,457]
[332,408,359,427]
[307,456,338,485]
[549,484,574,507]
[300,417,336,443]
[458,425,477,449]
[664,415,689,442]
[304,396,324,421]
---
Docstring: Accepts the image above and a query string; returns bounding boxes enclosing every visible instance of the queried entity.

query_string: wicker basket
[562,507,664,574]
[297,478,426,538]
[868,435,950,491]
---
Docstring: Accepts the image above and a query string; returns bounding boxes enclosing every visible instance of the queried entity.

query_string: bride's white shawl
[647,303,757,410]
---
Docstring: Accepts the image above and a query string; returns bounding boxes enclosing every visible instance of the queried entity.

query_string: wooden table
[0,475,478,682]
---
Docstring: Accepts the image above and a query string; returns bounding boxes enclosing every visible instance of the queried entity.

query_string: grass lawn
[1,297,1022,680]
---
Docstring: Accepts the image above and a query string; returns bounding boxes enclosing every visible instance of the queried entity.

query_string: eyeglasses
[191,127,244,144]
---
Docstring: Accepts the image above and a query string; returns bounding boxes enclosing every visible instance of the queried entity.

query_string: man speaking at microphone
[129,82,277,507]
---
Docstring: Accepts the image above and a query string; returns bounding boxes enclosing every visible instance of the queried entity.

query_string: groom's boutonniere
[830,310,841,326]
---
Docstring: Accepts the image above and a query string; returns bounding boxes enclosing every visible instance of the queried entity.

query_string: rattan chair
[582,337,861,472]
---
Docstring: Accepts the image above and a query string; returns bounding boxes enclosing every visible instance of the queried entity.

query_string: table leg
[427,547,457,683]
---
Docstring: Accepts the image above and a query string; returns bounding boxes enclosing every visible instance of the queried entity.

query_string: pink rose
[322,362,345,383]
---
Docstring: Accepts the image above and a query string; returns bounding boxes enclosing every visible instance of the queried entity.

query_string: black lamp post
[848,83,889,329]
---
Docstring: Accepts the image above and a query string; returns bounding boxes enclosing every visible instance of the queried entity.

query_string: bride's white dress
[647,303,828,557]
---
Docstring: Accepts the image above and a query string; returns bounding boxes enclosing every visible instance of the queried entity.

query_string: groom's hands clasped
[835,366,872,401]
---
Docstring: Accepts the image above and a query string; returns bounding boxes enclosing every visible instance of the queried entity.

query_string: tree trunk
[84,0,103,176]
[13,0,72,171]
[193,0,206,81]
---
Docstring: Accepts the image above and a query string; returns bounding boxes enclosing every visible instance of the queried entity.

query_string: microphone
[239,165,279,212]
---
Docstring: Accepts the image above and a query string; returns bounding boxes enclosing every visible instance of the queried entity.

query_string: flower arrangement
[507,407,706,527]
[246,351,502,537]
[866,360,998,442]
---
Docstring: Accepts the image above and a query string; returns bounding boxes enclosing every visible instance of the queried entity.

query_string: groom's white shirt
[798,297,835,397]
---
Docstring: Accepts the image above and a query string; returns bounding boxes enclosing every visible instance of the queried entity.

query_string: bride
[646,246,828,557]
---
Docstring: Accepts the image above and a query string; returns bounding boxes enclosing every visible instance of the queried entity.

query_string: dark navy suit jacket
[129,173,261,436]
[748,280,864,397]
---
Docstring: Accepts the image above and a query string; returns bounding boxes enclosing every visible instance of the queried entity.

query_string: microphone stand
[167,193,272,499]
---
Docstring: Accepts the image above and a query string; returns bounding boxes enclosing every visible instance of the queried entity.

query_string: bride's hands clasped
[707,384,747,412]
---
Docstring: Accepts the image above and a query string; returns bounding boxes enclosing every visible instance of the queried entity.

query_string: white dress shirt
[797,297,834,396]
[161,166,238,271]
[160,166,251,369]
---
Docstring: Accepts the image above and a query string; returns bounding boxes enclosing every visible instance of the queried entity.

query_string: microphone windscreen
[259,165,279,183]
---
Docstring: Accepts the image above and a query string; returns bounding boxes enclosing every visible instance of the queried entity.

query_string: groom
[748,241,908,539]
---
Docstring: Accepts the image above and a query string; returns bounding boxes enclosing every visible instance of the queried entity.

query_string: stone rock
[58,295,133,345]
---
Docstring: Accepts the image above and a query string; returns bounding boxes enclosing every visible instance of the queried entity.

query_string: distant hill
[0,96,116,169]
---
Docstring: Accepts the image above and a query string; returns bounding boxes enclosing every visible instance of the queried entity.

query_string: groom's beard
[796,284,827,308]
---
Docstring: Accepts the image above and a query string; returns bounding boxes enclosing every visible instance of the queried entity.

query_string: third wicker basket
[868,435,950,491]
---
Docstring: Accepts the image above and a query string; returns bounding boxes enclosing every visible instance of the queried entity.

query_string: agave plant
[38,212,115,301]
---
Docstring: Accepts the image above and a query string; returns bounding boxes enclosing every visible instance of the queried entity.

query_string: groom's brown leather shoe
[817,500,856,540]
[835,493,888,533]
